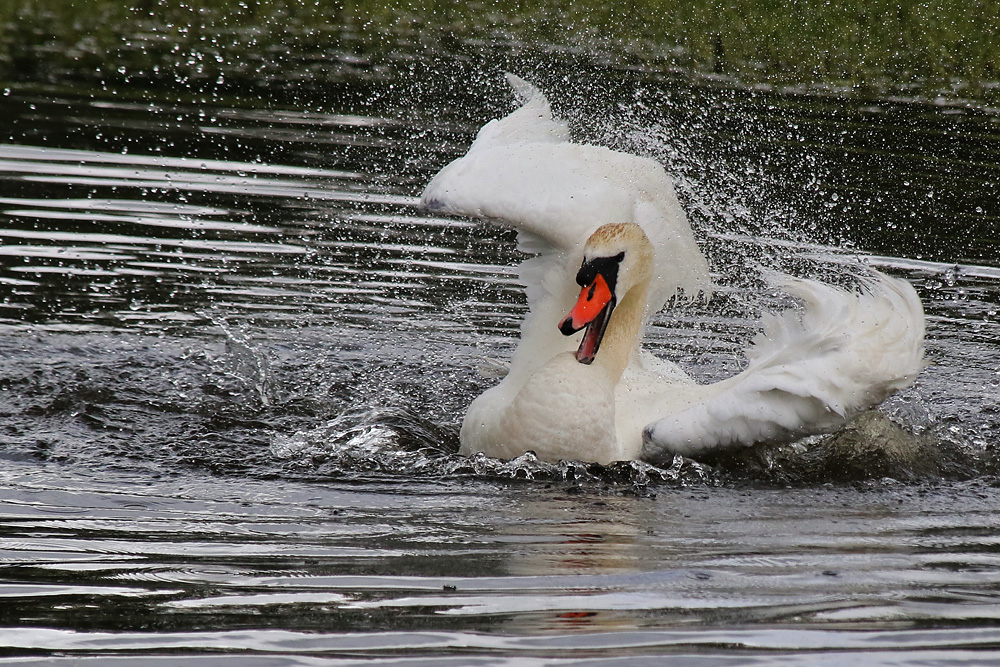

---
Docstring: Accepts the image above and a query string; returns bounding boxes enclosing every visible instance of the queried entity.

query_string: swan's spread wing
[640,271,925,460]
[420,75,711,320]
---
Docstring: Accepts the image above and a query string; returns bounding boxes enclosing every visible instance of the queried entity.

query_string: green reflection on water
[1,0,998,106]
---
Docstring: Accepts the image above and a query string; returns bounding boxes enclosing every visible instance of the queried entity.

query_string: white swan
[422,75,925,464]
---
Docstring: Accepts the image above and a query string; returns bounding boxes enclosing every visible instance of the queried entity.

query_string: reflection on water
[5,465,1000,662]
[1,29,1000,664]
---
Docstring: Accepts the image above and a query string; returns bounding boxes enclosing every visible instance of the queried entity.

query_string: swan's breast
[500,353,617,463]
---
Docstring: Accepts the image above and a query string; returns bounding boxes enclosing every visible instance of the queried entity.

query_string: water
[2,20,1000,664]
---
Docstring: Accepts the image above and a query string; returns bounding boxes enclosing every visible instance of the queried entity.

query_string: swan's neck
[593,282,647,382]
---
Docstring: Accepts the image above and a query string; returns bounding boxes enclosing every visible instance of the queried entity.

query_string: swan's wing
[421,73,585,249]
[468,74,571,147]
[421,75,711,319]
[640,271,926,460]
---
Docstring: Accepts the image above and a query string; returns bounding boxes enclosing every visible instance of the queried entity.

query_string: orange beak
[559,273,616,364]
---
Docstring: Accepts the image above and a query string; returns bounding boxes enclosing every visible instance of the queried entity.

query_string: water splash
[202,311,276,407]
[270,406,710,489]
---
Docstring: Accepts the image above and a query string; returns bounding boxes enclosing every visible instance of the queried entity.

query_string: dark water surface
[2,24,1000,665]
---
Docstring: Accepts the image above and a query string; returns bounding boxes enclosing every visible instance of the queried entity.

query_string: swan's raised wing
[421,75,711,323]
[640,271,926,460]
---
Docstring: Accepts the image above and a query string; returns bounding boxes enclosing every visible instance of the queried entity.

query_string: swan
[421,75,925,464]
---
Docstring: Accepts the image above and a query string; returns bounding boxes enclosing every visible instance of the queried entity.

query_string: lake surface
[2,12,1000,665]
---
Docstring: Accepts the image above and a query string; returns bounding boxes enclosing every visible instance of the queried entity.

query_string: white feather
[421,77,712,317]
[640,272,925,460]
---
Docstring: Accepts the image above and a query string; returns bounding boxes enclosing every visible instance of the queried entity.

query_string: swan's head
[558,223,654,364]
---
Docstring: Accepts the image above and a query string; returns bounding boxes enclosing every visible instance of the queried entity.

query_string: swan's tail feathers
[641,270,926,460]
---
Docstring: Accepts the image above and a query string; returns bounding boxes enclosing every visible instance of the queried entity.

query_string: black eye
[576,252,626,288]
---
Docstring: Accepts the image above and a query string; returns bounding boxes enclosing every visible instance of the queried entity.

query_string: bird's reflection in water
[500,489,666,633]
